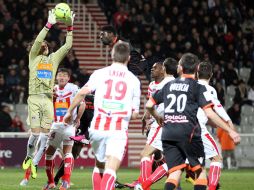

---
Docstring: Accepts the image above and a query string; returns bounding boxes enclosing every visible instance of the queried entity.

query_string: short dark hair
[163,57,178,76]
[179,53,199,74]
[57,68,70,76]
[101,25,117,35]
[111,41,130,63]
[198,61,213,80]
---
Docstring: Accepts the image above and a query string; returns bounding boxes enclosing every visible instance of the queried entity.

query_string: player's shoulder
[65,83,79,91]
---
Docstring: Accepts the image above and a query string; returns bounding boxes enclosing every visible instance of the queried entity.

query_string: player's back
[154,76,211,142]
[88,63,141,131]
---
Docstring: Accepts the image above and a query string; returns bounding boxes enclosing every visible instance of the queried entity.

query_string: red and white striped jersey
[53,83,79,123]
[197,80,231,134]
[149,77,175,129]
[84,63,141,131]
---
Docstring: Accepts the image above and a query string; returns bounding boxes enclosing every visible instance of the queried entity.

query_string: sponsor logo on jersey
[102,100,124,110]
[165,115,189,123]
[55,102,68,116]
[37,63,53,79]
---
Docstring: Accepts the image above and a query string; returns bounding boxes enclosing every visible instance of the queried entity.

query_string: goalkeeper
[20,9,75,184]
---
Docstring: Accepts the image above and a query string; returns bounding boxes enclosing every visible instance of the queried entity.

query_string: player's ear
[128,55,130,63]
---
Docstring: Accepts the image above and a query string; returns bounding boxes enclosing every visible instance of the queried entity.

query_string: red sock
[62,155,74,182]
[142,163,167,189]
[45,159,55,184]
[100,169,116,190]
[92,167,104,190]
[140,157,152,183]
[24,167,31,180]
[208,162,221,190]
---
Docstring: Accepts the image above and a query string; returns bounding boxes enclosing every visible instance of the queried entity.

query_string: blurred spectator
[215,81,225,106]
[223,62,238,87]
[0,76,10,103]
[248,84,254,104]
[63,49,79,74]
[233,80,248,105]
[76,68,90,87]
[12,115,25,132]
[113,5,128,31]
[217,127,237,169]
[227,103,241,125]
[0,105,12,132]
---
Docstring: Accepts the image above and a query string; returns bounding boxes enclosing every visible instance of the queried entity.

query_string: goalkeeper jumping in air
[20,9,75,186]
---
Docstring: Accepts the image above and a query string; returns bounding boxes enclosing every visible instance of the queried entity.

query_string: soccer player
[129,58,178,189]
[64,41,141,190]
[100,25,146,77]
[20,10,75,184]
[53,94,94,186]
[146,53,240,190]
[196,61,235,190]
[43,68,84,190]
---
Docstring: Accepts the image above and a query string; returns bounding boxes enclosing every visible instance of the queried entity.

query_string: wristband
[67,26,73,31]
[45,22,52,29]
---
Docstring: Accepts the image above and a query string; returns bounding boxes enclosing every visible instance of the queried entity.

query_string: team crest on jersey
[55,102,68,116]
[37,63,53,79]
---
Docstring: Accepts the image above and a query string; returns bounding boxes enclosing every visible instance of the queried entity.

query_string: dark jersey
[79,94,94,137]
[152,76,212,142]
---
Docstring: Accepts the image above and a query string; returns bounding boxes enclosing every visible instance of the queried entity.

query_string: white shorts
[47,122,75,148]
[146,127,162,151]
[89,129,128,163]
[202,132,220,159]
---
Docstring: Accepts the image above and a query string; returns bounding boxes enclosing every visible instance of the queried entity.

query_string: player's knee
[46,154,55,160]
[64,152,73,159]
[95,159,105,169]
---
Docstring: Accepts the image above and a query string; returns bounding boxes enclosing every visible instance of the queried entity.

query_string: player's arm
[52,12,75,65]
[64,86,90,124]
[131,79,141,120]
[199,85,240,144]
[29,10,56,60]
[146,89,164,126]
[211,88,234,129]
[64,71,97,124]
[74,102,86,128]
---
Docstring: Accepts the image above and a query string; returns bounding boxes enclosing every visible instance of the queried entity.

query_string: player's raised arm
[29,10,56,60]
[52,11,75,65]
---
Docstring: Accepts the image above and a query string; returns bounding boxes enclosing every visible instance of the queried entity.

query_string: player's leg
[186,141,207,190]
[202,133,222,190]
[89,129,107,190]
[59,124,76,190]
[162,141,186,190]
[31,98,53,179]
[54,142,83,185]
[43,145,57,190]
[140,162,168,189]
[22,96,41,170]
[100,131,127,190]
[139,144,157,184]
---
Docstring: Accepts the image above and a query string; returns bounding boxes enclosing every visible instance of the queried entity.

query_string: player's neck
[165,74,174,78]
[155,76,164,83]
[112,61,127,66]
[199,78,210,83]
[59,83,67,89]
[181,73,195,79]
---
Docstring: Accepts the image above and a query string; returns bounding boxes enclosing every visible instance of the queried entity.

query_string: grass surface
[0,167,254,189]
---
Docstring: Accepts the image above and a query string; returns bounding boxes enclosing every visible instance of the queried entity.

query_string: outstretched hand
[48,9,56,25]
[65,11,75,26]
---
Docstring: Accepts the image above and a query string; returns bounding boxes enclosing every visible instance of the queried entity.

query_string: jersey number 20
[165,94,187,113]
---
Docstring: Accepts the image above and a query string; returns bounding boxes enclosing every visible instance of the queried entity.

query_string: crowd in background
[0,0,254,131]
[99,0,254,124]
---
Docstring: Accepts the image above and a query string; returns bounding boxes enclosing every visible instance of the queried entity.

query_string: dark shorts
[162,140,205,174]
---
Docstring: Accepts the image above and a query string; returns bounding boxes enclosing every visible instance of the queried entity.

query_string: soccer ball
[54,3,71,21]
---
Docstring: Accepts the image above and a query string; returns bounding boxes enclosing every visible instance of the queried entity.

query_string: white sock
[32,133,49,165]
[26,133,39,158]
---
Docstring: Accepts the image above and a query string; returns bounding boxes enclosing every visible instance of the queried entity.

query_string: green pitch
[0,168,254,190]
